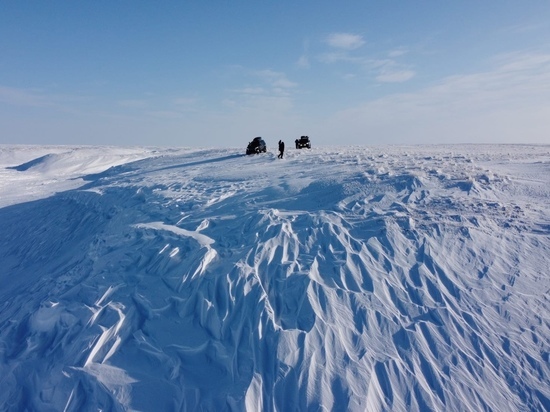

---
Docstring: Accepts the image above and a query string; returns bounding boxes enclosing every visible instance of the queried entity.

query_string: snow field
[0,144,549,411]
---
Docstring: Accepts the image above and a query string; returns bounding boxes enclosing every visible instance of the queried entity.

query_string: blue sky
[1,1,550,147]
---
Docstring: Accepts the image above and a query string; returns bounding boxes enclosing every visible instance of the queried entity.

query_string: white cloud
[388,48,409,58]
[297,55,310,69]
[318,42,415,84]
[326,33,365,50]
[0,86,57,108]
[254,69,298,89]
[322,51,550,144]
[364,58,416,83]
[173,97,197,106]
[232,87,266,95]
[376,70,416,83]
[118,99,147,108]
[318,51,363,64]
[0,85,92,117]
[222,69,298,118]
[342,73,356,80]
[146,110,184,120]
[492,51,550,73]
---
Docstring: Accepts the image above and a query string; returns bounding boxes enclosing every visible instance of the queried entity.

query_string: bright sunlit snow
[1,144,549,411]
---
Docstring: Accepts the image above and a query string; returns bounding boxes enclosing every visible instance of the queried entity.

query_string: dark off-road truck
[246,137,267,155]
[295,136,311,149]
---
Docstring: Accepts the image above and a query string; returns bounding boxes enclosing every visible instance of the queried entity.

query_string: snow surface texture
[0,144,549,411]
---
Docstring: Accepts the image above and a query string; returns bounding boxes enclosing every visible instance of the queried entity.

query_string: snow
[0,143,549,411]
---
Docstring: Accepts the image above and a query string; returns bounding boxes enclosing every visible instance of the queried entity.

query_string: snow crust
[0,144,549,411]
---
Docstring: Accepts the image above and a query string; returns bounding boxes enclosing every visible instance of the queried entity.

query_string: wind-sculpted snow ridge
[0,145,169,208]
[0,144,549,411]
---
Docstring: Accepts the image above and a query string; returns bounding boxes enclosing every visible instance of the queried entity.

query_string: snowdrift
[0,144,549,411]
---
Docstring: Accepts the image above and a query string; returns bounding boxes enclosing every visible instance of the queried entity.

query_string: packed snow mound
[0,145,177,208]
[3,145,164,176]
[0,145,549,411]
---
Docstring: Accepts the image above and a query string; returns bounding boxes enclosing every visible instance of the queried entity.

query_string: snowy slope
[0,144,549,411]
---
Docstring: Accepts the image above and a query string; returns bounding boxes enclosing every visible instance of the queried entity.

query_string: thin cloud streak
[0,86,59,108]
[325,51,550,144]
[326,33,365,50]
[376,70,416,83]
[253,69,298,89]
[118,99,148,108]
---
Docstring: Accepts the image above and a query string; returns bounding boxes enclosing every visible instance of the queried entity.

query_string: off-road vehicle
[295,136,311,149]
[246,137,267,154]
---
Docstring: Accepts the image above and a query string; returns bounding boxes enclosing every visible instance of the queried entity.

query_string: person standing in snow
[278,140,285,159]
